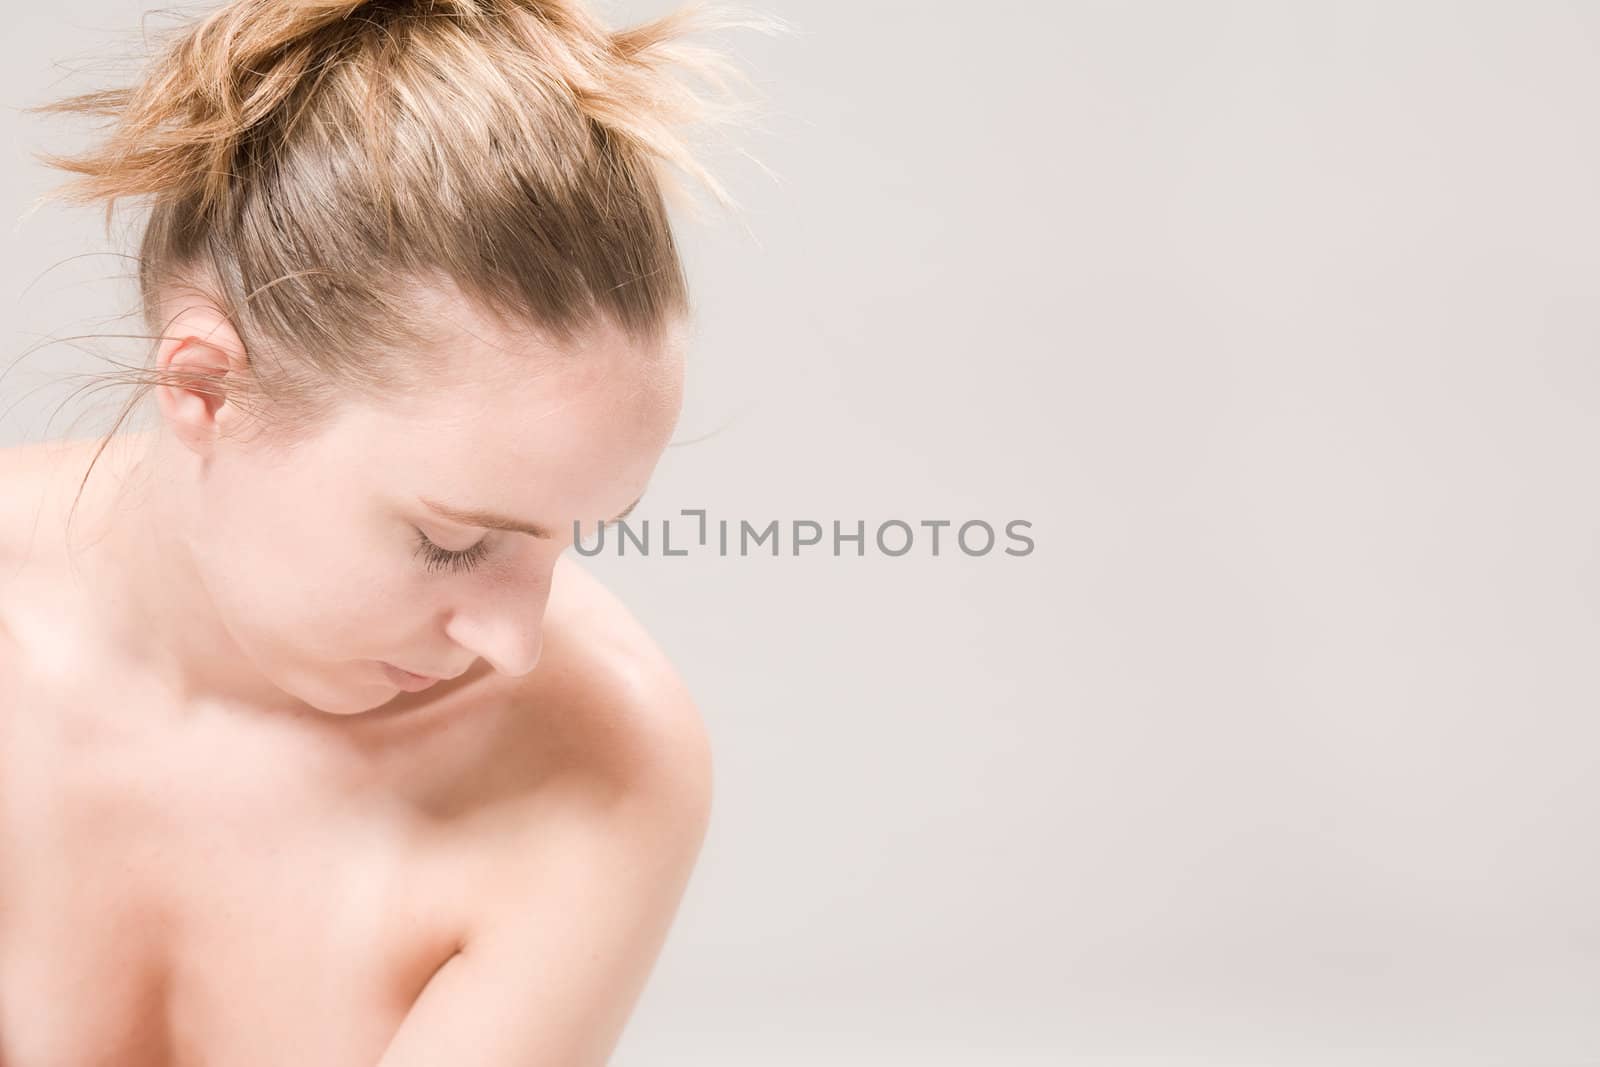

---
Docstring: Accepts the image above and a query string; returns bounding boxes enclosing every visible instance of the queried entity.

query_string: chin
[273,669,396,717]
[294,690,381,717]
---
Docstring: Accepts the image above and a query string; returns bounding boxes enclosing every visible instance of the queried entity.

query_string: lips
[394,665,440,682]
[381,661,443,692]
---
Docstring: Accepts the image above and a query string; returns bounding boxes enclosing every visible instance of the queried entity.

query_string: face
[171,305,684,716]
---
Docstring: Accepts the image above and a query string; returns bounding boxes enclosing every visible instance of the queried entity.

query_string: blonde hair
[20,0,786,518]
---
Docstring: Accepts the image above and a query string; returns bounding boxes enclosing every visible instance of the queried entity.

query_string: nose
[444,610,544,677]
[442,582,549,678]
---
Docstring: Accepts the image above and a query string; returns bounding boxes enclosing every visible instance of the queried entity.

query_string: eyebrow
[419,492,644,540]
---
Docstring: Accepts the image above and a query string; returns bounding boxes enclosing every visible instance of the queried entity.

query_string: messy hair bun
[32,0,779,231]
[22,0,786,516]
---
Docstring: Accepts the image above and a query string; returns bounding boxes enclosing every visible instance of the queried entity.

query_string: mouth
[380,661,444,692]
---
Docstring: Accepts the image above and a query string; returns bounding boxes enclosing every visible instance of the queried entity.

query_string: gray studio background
[4,2,1598,1065]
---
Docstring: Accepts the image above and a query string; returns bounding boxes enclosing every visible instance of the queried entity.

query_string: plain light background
[3,2,1598,1065]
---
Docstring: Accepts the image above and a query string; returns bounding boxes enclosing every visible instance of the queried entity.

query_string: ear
[153,298,250,458]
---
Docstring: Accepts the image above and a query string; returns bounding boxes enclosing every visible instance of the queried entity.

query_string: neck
[63,426,317,717]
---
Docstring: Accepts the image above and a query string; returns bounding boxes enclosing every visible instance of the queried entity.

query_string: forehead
[426,312,681,430]
[327,298,685,499]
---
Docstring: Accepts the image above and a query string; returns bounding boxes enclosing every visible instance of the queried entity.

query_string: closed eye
[412,527,491,575]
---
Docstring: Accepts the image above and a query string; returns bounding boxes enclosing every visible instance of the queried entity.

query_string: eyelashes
[412,527,491,575]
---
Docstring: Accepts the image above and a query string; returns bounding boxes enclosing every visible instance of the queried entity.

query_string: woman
[0,0,778,1063]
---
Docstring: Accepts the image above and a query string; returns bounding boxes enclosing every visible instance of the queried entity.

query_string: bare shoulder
[0,438,56,554]
[517,552,713,809]
[0,435,108,569]
[375,558,716,1066]
[0,437,80,635]
[438,553,714,935]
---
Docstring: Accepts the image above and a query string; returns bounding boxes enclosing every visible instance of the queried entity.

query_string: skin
[0,289,715,1066]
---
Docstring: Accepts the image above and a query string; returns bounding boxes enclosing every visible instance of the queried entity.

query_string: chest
[0,668,469,1067]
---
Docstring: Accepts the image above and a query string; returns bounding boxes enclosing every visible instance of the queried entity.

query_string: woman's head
[112,285,683,713]
[20,0,780,712]
[33,0,775,446]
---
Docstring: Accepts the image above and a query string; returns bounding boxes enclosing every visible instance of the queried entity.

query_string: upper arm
[375,662,714,1067]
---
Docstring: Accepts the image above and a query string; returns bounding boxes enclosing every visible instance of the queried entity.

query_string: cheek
[194,498,406,651]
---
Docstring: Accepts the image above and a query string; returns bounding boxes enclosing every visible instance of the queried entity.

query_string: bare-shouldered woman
[0,0,779,1062]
